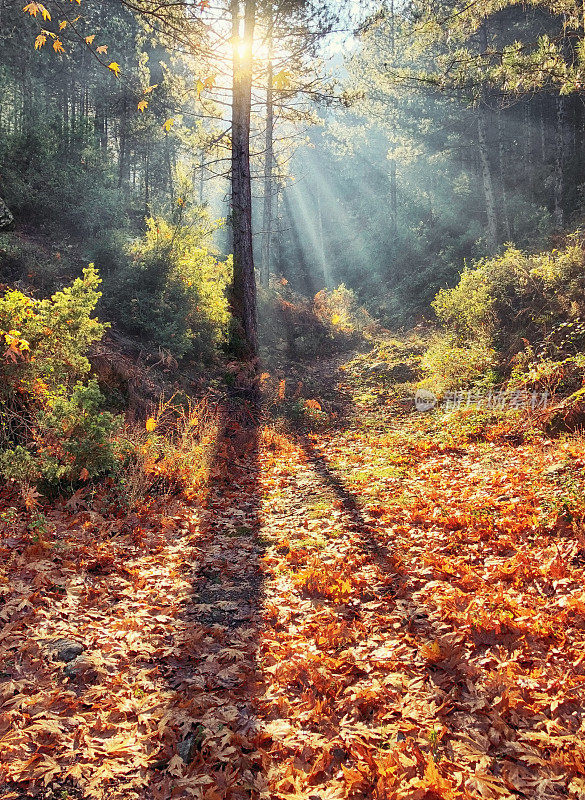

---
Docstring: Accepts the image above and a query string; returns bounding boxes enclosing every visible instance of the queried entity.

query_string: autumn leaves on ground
[2,343,585,800]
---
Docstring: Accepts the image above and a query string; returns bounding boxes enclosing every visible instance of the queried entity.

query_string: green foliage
[432,238,585,354]
[424,233,585,399]
[420,335,498,393]
[0,265,121,489]
[0,124,127,240]
[102,217,230,360]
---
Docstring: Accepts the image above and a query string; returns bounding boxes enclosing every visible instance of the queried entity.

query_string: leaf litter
[1,350,585,799]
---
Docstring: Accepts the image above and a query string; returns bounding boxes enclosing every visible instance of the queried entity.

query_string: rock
[0,196,14,231]
[63,654,101,681]
[178,725,205,763]
[49,638,84,663]
[387,363,419,383]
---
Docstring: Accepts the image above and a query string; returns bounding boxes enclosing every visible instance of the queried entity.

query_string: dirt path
[2,348,585,799]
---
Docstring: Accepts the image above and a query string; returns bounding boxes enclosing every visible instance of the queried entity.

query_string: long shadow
[146,386,266,799]
[279,355,567,793]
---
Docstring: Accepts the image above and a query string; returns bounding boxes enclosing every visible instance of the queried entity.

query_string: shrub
[102,216,230,360]
[426,233,585,395]
[314,284,375,334]
[420,335,498,394]
[0,265,121,490]
[432,237,585,355]
[258,281,370,361]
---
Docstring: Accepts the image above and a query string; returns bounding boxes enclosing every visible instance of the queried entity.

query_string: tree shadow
[283,370,576,797]
[147,386,267,799]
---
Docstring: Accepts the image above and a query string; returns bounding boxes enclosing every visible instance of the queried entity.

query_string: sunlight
[4,0,585,798]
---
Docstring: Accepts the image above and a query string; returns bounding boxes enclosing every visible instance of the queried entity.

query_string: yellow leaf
[53,38,65,53]
[144,83,158,93]
[23,2,50,20]
[273,69,291,90]
[162,118,174,132]
[196,79,204,98]
[137,99,148,112]
[96,44,108,54]
[420,640,443,663]
[58,19,67,29]
[145,417,157,432]
[204,74,215,89]
[34,33,46,48]
[108,61,121,77]
[85,34,95,44]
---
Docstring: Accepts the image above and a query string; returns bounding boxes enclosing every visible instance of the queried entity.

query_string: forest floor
[2,338,585,800]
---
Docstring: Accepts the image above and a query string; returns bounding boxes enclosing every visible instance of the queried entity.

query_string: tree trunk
[497,110,512,240]
[477,105,498,253]
[389,157,397,236]
[388,0,397,235]
[261,43,274,289]
[316,194,328,286]
[554,94,566,231]
[230,0,258,358]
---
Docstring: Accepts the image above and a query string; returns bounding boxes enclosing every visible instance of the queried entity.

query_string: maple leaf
[21,485,41,510]
[196,79,205,98]
[144,83,158,93]
[137,99,148,113]
[162,118,174,132]
[58,19,67,29]
[53,38,65,53]
[23,2,51,20]
[34,33,46,49]
[145,417,157,432]
[96,44,108,54]
[273,69,291,90]
[85,34,95,44]
[108,61,121,77]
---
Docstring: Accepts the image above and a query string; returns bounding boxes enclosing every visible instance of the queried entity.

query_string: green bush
[102,216,230,360]
[0,123,126,239]
[424,233,585,394]
[420,335,498,393]
[432,237,585,354]
[0,265,121,490]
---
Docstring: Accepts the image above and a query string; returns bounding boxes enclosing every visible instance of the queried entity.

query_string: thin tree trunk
[316,194,328,286]
[230,0,258,357]
[497,110,512,240]
[554,95,566,231]
[477,105,498,252]
[389,158,397,236]
[261,41,274,289]
[199,157,205,204]
[388,0,397,235]
[118,97,127,188]
[144,151,150,218]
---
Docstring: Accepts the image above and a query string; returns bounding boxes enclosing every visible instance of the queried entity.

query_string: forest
[3,0,585,797]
